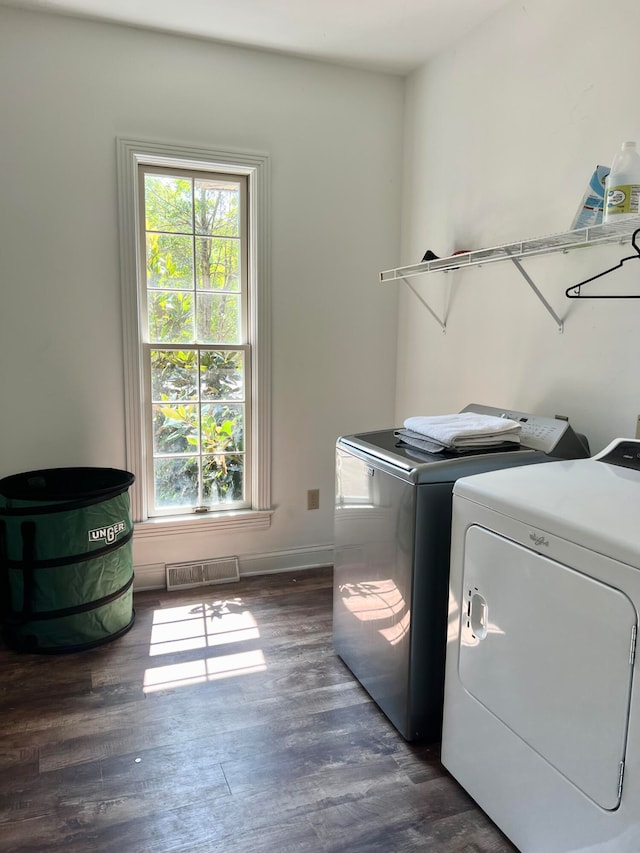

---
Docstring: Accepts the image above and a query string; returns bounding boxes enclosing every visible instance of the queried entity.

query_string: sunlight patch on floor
[143,648,267,693]
[148,599,260,656]
[143,597,267,692]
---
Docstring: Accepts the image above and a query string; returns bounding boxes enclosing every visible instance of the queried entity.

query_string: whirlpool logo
[529,532,549,548]
[88,520,127,544]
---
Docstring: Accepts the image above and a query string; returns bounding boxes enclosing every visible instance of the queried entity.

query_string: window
[117,140,271,532]
[141,166,249,515]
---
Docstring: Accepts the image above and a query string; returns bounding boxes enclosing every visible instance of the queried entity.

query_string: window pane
[203,454,244,504]
[200,350,244,401]
[200,404,244,453]
[153,403,199,453]
[195,237,239,291]
[145,175,193,234]
[148,292,194,343]
[196,293,240,344]
[147,234,194,289]
[139,164,250,517]
[151,350,198,401]
[154,457,199,508]
[194,180,239,237]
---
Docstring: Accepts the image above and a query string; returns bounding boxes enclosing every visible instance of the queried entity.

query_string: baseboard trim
[133,544,334,591]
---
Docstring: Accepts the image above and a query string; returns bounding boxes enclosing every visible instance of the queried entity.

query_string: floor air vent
[166,557,240,591]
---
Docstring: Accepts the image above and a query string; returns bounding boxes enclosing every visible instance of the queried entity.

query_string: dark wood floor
[0,567,516,852]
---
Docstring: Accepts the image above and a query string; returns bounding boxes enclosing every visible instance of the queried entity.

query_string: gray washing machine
[332,403,589,742]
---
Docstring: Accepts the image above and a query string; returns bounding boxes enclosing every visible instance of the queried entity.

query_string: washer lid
[337,429,534,483]
[336,404,587,483]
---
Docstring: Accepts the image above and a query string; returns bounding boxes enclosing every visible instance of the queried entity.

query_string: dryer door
[459,525,636,810]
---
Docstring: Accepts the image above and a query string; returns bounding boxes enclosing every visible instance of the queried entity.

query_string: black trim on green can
[0,520,9,620]
[0,467,135,513]
[3,528,134,570]
[23,574,134,621]
[20,521,36,620]
[0,488,132,516]
[1,610,136,655]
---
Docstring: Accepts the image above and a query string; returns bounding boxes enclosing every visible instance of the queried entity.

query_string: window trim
[117,137,271,529]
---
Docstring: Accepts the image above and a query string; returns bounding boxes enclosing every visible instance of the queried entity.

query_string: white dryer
[441,438,640,853]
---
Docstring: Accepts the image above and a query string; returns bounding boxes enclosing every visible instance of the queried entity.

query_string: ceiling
[0,0,511,74]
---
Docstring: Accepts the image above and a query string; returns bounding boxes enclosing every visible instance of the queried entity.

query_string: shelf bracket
[400,276,446,333]
[507,254,564,333]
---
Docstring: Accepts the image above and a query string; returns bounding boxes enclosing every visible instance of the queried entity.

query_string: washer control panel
[596,439,640,471]
[463,404,589,458]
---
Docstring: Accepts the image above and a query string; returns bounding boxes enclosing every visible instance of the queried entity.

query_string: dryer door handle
[470,593,488,640]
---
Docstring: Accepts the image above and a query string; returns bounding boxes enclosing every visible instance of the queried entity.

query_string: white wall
[0,7,403,583]
[397,0,640,452]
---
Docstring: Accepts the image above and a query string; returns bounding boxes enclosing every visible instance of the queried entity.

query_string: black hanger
[565,227,640,298]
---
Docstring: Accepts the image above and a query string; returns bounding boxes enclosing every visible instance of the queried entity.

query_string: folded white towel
[403,412,521,448]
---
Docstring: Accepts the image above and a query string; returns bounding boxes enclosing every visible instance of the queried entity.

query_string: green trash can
[0,467,135,653]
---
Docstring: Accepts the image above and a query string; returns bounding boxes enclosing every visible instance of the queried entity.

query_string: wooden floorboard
[0,567,517,852]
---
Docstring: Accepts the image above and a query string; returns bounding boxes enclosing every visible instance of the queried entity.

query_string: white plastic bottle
[604,141,640,222]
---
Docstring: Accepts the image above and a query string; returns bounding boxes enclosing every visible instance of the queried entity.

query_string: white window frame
[117,138,272,536]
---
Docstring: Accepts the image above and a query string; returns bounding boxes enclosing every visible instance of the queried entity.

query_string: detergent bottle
[604,141,640,222]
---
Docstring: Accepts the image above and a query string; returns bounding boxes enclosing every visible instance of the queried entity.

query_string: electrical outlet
[307,489,320,510]
[636,416,640,440]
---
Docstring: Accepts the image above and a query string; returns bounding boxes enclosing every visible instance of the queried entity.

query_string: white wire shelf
[380,215,640,283]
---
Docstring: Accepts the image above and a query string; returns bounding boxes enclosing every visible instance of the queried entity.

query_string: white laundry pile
[395,412,522,454]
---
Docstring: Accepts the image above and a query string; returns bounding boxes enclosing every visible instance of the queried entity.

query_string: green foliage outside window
[144,172,246,510]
